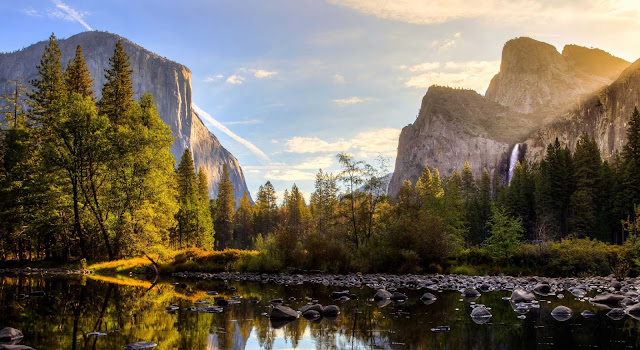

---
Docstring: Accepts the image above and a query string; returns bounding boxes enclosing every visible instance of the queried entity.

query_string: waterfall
[508,144,520,184]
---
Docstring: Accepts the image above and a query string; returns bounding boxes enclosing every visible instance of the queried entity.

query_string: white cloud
[327,0,640,25]
[204,74,224,82]
[51,0,92,31]
[22,7,42,17]
[192,104,270,162]
[224,119,262,126]
[285,128,401,157]
[292,155,334,170]
[332,96,371,106]
[403,62,440,72]
[334,74,345,83]
[265,169,317,181]
[226,74,245,85]
[403,60,500,93]
[252,69,278,79]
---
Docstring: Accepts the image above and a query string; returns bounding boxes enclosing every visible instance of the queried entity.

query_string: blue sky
[2,0,640,201]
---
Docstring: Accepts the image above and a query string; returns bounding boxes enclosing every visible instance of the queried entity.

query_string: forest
[1,34,640,277]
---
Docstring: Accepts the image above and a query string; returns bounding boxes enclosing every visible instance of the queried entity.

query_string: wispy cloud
[21,7,42,17]
[285,128,400,157]
[251,69,278,79]
[432,32,461,52]
[401,60,500,93]
[226,74,245,85]
[192,104,270,162]
[332,96,371,106]
[327,0,640,25]
[51,0,92,31]
[204,74,224,82]
[224,119,262,126]
[333,74,345,83]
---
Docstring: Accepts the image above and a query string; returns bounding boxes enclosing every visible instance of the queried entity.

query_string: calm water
[0,274,639,349]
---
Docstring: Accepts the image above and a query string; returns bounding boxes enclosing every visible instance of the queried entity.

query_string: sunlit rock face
[0,31,251,202]
[390,37,633,196]
[486,37,629,115]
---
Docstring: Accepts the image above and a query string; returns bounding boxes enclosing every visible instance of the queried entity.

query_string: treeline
[225,112,640,273]
[0,34,224,262]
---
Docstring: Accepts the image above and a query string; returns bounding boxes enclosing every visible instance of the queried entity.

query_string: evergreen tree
[254,181,278,235]
[620,107,640,219]
[309,170,338,235]
[569,133,602,238]
[485,207,524,261]
[234,193,254,249]
[460,161,477,202]
[64,45,94,99]
[97,40,134,125]
[29,33,65,129]
[214,165,235,250]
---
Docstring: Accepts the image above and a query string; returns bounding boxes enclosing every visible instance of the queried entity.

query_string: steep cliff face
[485,37,629,114]
[390,37,634,197]
[525,59,640,163]
[388,86,535,196]
[0,31,251,203]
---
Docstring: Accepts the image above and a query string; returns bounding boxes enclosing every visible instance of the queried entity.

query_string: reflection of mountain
[207,320,250,350]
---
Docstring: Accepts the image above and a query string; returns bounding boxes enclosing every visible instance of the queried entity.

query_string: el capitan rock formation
[0,31,251,203]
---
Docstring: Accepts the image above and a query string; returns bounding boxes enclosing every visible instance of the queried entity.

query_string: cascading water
[508,144,520,184]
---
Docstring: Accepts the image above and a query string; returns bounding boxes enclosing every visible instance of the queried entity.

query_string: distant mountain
[0,31,252,203]
[390,37,634,196]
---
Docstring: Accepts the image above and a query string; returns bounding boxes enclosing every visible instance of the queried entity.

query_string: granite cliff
[390,37,632,196]
[0,31,251,203]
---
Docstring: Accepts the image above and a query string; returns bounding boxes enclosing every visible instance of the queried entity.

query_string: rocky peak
[485,37,629,114]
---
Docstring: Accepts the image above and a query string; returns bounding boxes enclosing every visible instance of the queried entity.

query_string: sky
[1,0,640,202]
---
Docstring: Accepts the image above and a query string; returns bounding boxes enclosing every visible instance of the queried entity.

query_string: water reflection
[0,274,639,349]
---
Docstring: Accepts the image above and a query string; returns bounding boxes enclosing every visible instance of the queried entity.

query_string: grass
[88,247,261,275]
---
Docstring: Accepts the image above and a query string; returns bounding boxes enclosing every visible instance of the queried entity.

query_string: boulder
[330,290,350,299]
[610,280,622,291]
[0,328,23,345]
[607,308,626,320]
[470,305,492,318]
[551,306,572,321]
[270,305,299,320]
[591,293,625,305]
[420,292,437,301]
[124,342,157,350]
[533,283,551,295]
[462,287,480,298]
[511,288,536,303]
[626,303,640,316]
[0,345,36,350]
[323,305,340,317]
[373,289,392,301]
[300,304,324,314]
[302,310,322,320]
[390,292,408,301]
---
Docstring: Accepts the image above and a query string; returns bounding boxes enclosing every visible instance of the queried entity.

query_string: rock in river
[511,288,536,303]
[471,305,492,319]
[462,287,480,298]
[270,305,299,320]
[0,328,23,345]
[323,305,340,317]
[300,304,324,314]
[124,342,157,350]
[551,306,572,321]
[374,289,392,301]
[390,292,408,301]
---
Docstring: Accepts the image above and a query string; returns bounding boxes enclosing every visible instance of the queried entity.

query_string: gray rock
[533,283,551,295]
[302,310,322,320]
[124,342,157,350]
[591,293,625,305]
[270,305,299,320]
[323,305,340,317]
[626,303,640,315]
[511,288,536,303]
[462,287,481,298]
[0,328,23,345]
[470,305,492,318]
[373,289,392,301]
[551,306,572,321]
[607,308,626,320]
[420,292,437,301]
[390,292,408,301]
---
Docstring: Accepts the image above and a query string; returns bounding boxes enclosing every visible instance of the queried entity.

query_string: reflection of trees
[1,276,640,349]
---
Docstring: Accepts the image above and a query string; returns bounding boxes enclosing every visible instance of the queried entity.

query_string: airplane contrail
[192,103,270,163]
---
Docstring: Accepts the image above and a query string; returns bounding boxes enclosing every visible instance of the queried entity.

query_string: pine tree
[64,45,94,99]
[620,107,640,218]
[461,161,477,203]
[255,181,278,235]
[98,40,134,125]
[29,33,65,130]
[569,133,602,238]
[234,193,254,248]
[215,165,235,250]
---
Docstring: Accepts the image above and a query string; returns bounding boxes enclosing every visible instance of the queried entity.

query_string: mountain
[0,31,251,203]
[388,86,535,196]
[390,37,632,196]
[485,37,629,115]
[525,58,640,163]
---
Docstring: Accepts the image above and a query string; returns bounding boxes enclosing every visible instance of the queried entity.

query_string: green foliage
[214,165,235,250]
[484,207,523,261]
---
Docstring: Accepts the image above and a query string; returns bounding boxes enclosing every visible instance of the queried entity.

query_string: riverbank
[0,267,93,275]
